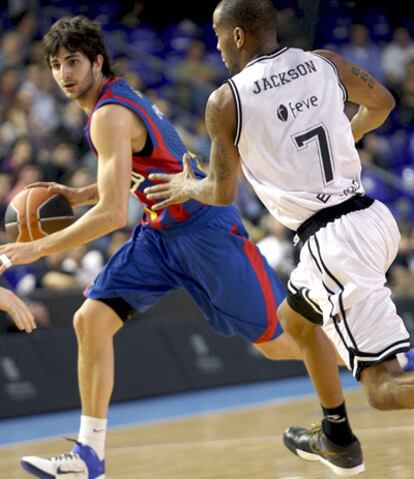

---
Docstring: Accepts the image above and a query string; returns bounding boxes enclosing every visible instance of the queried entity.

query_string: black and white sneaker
[283,422,365,476]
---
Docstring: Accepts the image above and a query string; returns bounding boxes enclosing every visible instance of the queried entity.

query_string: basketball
[4,186,76,242]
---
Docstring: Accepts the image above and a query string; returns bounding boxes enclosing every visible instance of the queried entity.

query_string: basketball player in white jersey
[145,0,414,475]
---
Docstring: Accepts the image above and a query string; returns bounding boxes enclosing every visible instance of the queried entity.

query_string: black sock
[321,402,354,446]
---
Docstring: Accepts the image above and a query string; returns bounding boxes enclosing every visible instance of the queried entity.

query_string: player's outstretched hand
[26,181,80,206]
[145,152,196,211]
[0,287,36,333]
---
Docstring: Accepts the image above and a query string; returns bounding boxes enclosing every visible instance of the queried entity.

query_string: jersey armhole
[312,53,348,103]
[95,98,157,148]
[227,79,242,146]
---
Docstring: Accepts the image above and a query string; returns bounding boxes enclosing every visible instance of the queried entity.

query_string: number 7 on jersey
[293,124,334,185]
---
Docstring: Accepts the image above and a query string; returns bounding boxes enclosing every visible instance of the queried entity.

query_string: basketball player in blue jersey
[0,15,301,479]
[145,0,414,475]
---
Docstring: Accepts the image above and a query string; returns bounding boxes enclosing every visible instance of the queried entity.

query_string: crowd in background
[0,0,414,330]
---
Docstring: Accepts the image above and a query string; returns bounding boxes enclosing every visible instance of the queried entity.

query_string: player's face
[49,47,96,101]
[213,10,241,75]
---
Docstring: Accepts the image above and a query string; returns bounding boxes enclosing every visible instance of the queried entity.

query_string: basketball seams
[26,188,35,241]
[5,187,75,242]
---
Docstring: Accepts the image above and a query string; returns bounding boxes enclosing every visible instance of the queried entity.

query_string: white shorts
[287,200,411,379]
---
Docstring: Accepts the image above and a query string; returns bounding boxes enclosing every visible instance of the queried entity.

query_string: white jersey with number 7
[228,46,365,231]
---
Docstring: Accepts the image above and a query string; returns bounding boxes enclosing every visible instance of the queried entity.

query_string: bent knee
[361,367,397,411]
[365,387,393,411]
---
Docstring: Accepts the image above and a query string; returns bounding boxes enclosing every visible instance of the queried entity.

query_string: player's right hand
[0,287,36,333]
[25,182,80,206]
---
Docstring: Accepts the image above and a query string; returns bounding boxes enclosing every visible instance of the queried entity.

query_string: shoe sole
[295,449,365,476]
[21,460,106,478]
[21,460,55,479]
[283,437,365,477]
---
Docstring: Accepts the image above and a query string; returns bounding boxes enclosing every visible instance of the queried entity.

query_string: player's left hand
[0,242,41,275]
[145,152,196,211]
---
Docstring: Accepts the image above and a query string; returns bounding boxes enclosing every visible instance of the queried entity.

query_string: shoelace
[52,452,80,463]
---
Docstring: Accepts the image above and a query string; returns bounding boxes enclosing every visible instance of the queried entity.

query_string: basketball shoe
[21,441,105,478]
[283,422,364,476]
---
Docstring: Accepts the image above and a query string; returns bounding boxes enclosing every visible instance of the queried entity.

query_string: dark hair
[43,16,114,78]
[216,0,277,36]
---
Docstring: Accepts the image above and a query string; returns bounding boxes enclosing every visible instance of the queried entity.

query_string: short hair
[215,0,278,36]
[43,16,114,78]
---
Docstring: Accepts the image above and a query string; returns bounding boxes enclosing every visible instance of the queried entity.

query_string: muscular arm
[190,84,240,205]
[315,49,396,142]
[32,104,136,257]
[142,84,240,209]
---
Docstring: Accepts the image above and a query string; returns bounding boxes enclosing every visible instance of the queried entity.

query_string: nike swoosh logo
[56,466,85,474]
[93,428,105,433]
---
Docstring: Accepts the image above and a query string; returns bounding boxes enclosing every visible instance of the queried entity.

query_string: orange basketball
[4,187,76,242]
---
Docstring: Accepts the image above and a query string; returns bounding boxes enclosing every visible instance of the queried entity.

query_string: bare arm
[145,83,241,208]
[0,104,139,268]
[33,104,134,255]
[315,49,396,142]
[190,83,241,204]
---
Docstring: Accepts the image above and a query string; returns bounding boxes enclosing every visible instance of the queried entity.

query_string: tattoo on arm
[351,66,375,89]
[206,98,231,181]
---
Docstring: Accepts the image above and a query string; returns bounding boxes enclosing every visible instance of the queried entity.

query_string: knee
[278,302,316,344]
[73,308,89,339]
[365,386,392,411]
[73,308,104,343]
[362,370,396,411]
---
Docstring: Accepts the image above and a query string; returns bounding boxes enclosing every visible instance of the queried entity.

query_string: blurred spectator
[390,66,414,130]
[0,67,19,113]
[42,142,79,183]
[256,213,295,283]
[7,163,42,200]
[57,102,86,145]
[4,136,36,178]
[21,63,59,134]
[188,117,210,160]
[173,39,222,115]
[382,27,414,87]
[340,24,384,81]
[0,30,26,71]
[61,245,104,287]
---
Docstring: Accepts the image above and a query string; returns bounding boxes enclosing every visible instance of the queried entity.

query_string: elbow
[114,211,128,229]
[106,209,128,230]
[383,91,396,113]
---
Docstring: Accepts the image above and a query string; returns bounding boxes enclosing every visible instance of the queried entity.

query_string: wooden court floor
[1,388,413,479]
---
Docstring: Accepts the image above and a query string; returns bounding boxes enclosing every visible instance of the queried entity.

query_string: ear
[233,27,245,49]
[94,54,104,73]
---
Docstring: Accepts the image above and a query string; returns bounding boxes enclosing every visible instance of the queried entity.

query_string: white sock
[78,415,107,460]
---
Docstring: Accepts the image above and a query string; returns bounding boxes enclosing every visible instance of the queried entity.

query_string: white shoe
[21,442,105,478]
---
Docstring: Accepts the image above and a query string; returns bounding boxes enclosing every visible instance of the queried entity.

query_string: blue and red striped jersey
[84,77,209,229]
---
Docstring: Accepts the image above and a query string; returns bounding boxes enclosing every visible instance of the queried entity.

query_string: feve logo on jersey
[277,95,319,122]
[277,104,289,122]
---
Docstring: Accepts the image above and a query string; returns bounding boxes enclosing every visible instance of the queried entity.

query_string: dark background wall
[1,288,413,419]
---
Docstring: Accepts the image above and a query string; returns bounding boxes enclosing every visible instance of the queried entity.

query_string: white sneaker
[21,442,105,478]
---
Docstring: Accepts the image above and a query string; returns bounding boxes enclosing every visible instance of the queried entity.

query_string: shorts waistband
[295,194,375,246]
